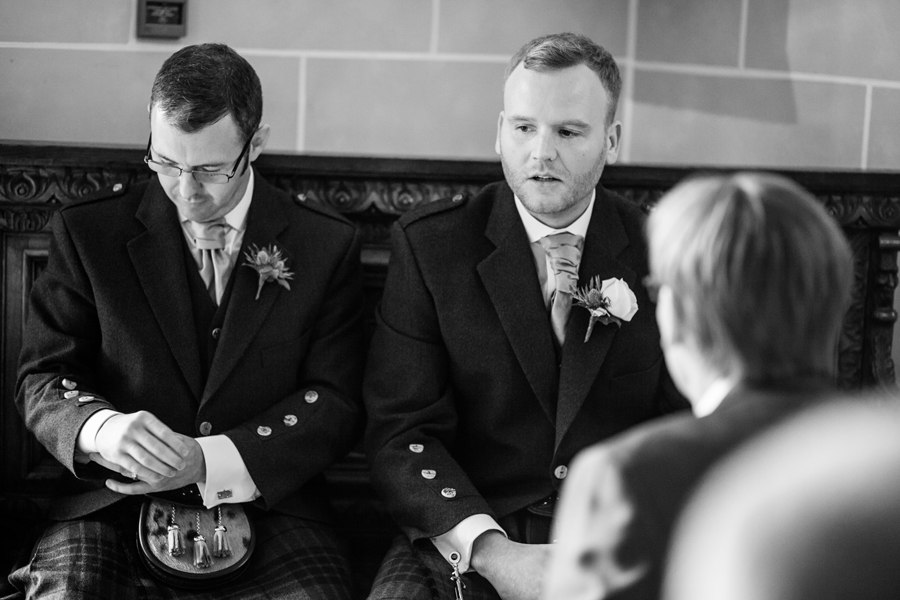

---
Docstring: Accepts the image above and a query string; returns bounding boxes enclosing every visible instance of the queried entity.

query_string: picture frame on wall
[137,0,187,39]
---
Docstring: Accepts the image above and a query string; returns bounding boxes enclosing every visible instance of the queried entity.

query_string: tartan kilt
[366,535,500,600]
[7,501,354,600]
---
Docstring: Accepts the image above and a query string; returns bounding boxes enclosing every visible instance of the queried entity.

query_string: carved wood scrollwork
[2,168,56,204]
[0,148,897,393]
[0,165,150,232]
[0,207,54,233]
[838,232,869,388]
[270,176,484,215]
[818,194,900,229]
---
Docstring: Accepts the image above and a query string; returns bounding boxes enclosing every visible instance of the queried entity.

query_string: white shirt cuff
[431,514,506,573]
[76,409,121,454]
[195,435,260,508]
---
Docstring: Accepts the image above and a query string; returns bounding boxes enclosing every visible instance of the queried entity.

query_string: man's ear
[605,120,622,165]
[494,112,504,156]
[248,124,271,162]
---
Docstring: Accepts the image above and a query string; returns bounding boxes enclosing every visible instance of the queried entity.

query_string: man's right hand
[470,530,551,600]
[93,411,189,483]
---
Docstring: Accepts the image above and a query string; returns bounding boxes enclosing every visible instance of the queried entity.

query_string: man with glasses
[11,43,363,598]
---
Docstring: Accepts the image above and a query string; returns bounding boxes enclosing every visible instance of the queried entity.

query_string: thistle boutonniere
[572,276,639,342]
[242,244,293,300]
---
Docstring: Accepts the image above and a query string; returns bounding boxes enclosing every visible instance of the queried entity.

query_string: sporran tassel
[213,506,231,558]
[193,511,212,568]
[167,524,185,557]
[167,504,185,557]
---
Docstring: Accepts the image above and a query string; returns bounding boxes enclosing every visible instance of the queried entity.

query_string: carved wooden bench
[1,143,898,594]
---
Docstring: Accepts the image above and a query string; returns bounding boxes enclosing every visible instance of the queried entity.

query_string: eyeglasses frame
[143,132,254,185]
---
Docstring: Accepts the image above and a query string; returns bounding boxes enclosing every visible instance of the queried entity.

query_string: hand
[92,433,205,495]
[90,411,190,488]
[470,530,551,600]
[542,448,647,600]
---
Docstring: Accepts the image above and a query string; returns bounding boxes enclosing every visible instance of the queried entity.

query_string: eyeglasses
[143,133,253,184]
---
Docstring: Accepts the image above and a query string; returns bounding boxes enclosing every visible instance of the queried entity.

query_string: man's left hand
[91,434,206,495]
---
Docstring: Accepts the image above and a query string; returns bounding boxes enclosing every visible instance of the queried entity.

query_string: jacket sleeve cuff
[431,514,507,573]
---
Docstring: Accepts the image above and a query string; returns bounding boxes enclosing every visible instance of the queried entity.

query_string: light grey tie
[187,219,232,304]
[540,232,584,348]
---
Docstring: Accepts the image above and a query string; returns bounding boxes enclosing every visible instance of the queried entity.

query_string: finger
[94,413,183,475]
[136,413,190,468]
[141,412,191,457]
[109,413,186,475]
[105,478,153,495]
[89,453,121,472]
[126,443,183,479]
[90,452,165,483]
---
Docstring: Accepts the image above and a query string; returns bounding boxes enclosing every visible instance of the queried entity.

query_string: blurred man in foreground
[664,396,900,600]
[543,172,853,600]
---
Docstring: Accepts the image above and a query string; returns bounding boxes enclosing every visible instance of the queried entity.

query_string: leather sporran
[136,487,255,589]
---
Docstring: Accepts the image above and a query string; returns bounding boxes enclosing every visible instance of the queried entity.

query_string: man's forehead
[502,63,609,115]
[149,110,243,166]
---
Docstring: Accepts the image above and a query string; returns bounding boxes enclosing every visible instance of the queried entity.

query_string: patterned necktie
[539,232,584,348]
[187,219,233,305]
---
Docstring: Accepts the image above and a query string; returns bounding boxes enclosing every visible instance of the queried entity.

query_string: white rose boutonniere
[572,276,639,342]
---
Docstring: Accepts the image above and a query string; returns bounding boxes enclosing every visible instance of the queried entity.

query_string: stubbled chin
[170,197,213,220]
[178,198,213,213]
[522,180,566,199]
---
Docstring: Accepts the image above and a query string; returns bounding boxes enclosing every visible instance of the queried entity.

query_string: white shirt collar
[223,167,254,232]
[692,378,737,418]
[513,189,595,242]
[178,169,254,255]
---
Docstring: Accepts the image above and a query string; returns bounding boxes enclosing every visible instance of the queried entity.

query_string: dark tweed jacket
[364,180,688,543]
[17,171,365,521]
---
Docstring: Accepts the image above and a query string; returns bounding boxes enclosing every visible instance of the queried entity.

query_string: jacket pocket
[259,328,312,371]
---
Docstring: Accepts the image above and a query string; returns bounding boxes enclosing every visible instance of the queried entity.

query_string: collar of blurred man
[692,378,737,418]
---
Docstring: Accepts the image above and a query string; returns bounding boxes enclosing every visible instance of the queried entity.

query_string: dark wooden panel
[1,235,61,494]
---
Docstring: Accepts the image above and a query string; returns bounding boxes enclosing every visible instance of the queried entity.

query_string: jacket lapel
[556,187,636,448]
[128,181,204,400]
[202,174,289,404]
[477,186,559,425]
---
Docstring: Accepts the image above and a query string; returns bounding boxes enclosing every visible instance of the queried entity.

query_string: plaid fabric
[7,503,354,599]
[366,535,500,600]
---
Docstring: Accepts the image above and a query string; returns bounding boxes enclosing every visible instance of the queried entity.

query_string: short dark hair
[505,32,622,124]
[150,43,262,142]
